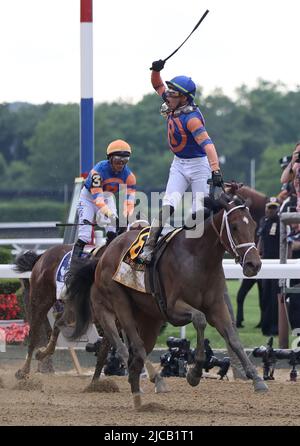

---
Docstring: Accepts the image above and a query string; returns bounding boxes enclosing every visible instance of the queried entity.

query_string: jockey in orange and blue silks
[152,70,220,165]
[139,60,223,264]
[70,140,136,265]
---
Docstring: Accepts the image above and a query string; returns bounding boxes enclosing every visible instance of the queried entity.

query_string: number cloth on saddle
[113,226,183,293]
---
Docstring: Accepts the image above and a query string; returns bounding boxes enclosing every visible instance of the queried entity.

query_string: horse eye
[231,224,238,231]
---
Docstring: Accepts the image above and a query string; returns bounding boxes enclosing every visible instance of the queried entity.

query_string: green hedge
[0,279,21,294]
[0,200,68,222]
[0,247,12,263]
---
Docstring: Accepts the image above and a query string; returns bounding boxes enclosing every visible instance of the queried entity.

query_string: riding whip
[150,9,209,69]
[56,219,96,227]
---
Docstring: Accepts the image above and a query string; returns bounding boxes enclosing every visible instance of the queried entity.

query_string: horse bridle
[211,204,258,268]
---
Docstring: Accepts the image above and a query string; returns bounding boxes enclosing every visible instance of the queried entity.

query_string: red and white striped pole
[80,0,94,177]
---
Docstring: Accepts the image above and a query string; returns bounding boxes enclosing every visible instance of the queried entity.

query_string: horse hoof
[133,393,142,410]
[35,349,47,361]
[186,370,201,387]
[15,369,28,380]
[253,379,268,392]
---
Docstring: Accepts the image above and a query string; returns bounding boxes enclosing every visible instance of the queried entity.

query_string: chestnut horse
[14,227,167,392]
[13,244,105,380]
[225,183,268,226]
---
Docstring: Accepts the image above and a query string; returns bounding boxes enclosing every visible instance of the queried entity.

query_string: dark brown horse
[67,193,268,408]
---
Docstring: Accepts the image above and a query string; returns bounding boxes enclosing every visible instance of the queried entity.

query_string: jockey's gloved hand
[211,170,224,187]
[96,206,116,226]
[150,59,165,72]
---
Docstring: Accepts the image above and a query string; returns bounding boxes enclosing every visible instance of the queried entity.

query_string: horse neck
[206,210,227,257]
[184,211,225,267]
[238,186,268,223]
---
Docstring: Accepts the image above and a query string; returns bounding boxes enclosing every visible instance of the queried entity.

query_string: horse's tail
[14,250,42,273]
[65,257,99,340]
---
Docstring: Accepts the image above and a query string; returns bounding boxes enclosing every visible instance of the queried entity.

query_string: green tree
[256,143,293,196]
[27,104,79,190]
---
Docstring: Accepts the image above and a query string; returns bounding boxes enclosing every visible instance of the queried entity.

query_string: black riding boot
[139,205,174,264]
[69,239,86,269]
[106,231,117,245]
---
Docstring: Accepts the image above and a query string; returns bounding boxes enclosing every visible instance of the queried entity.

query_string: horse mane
[224,182,268,225]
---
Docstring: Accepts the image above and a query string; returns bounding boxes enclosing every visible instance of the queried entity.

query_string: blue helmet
[166,75,196,102]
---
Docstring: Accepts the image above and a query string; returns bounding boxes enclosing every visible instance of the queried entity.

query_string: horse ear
[244,197,251,208]
[204,196,223,213]
[224,180,244,195]
[233,195,245,206]
[217,192,231,210]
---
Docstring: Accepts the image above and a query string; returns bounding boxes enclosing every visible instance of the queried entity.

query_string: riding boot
[69,239,86,270]
[106,231,117,245]
[139,205,174,264]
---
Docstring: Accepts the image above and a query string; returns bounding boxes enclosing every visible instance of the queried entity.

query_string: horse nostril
[243,261,261,277]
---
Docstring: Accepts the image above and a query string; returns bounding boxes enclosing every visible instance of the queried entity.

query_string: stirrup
[139,246,154,264]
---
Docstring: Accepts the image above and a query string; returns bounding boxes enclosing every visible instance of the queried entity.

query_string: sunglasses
[112,156,130,163]
[165,89,182,98]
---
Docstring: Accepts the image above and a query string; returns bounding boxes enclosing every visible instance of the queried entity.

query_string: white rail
[1,259,300,280]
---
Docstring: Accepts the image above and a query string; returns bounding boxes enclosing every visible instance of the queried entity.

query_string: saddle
[113,226,183,317]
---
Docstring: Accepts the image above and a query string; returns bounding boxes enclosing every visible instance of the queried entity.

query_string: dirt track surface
[0,364,300,426]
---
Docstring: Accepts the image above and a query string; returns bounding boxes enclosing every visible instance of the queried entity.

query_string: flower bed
[0,293,29,343]
[2,322,30,344]
[0,293,21,320]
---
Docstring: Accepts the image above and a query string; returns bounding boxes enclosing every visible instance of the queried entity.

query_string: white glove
[96,209,109,226]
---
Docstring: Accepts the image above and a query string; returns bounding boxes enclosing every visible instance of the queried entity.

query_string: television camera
[160,337,230,379]
[86,338,126,376]
[252,337,300,381]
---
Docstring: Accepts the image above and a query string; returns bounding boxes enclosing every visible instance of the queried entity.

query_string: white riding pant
[77,187,117,243]
[163,155,211,212]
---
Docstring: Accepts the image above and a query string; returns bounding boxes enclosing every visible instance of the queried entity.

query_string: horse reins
[211,204,258,268]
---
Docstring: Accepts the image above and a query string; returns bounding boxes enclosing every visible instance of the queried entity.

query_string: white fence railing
[1,259,300,280]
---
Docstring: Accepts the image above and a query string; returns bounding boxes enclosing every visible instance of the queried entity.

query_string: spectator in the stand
[286,225,300,330]
[279,181,297,213]
[257,198,280,336]
[281,142,300,213]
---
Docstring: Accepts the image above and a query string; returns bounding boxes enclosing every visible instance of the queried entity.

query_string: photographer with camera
[281,142,300,214]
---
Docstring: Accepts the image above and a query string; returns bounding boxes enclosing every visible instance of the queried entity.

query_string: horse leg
[91,336,111,383]
[21,278,55,374]
[35,316,61,361]
[207,302,268,392]
[144,359,169,393]
[186,310,207,387]
[36,319,55,373]
[93,289,129,366]
[15,296,53,380]
[166,299,207,387]
[96,283,147,409]
[223,287,247,380]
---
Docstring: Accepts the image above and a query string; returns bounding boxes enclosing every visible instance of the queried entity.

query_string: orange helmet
[106,139,131,157]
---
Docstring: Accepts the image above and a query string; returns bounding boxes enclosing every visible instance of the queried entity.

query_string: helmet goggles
[111,155,130,164]
[165,89,182,98]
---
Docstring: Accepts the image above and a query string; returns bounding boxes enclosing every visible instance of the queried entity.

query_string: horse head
[214,192,262,277]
